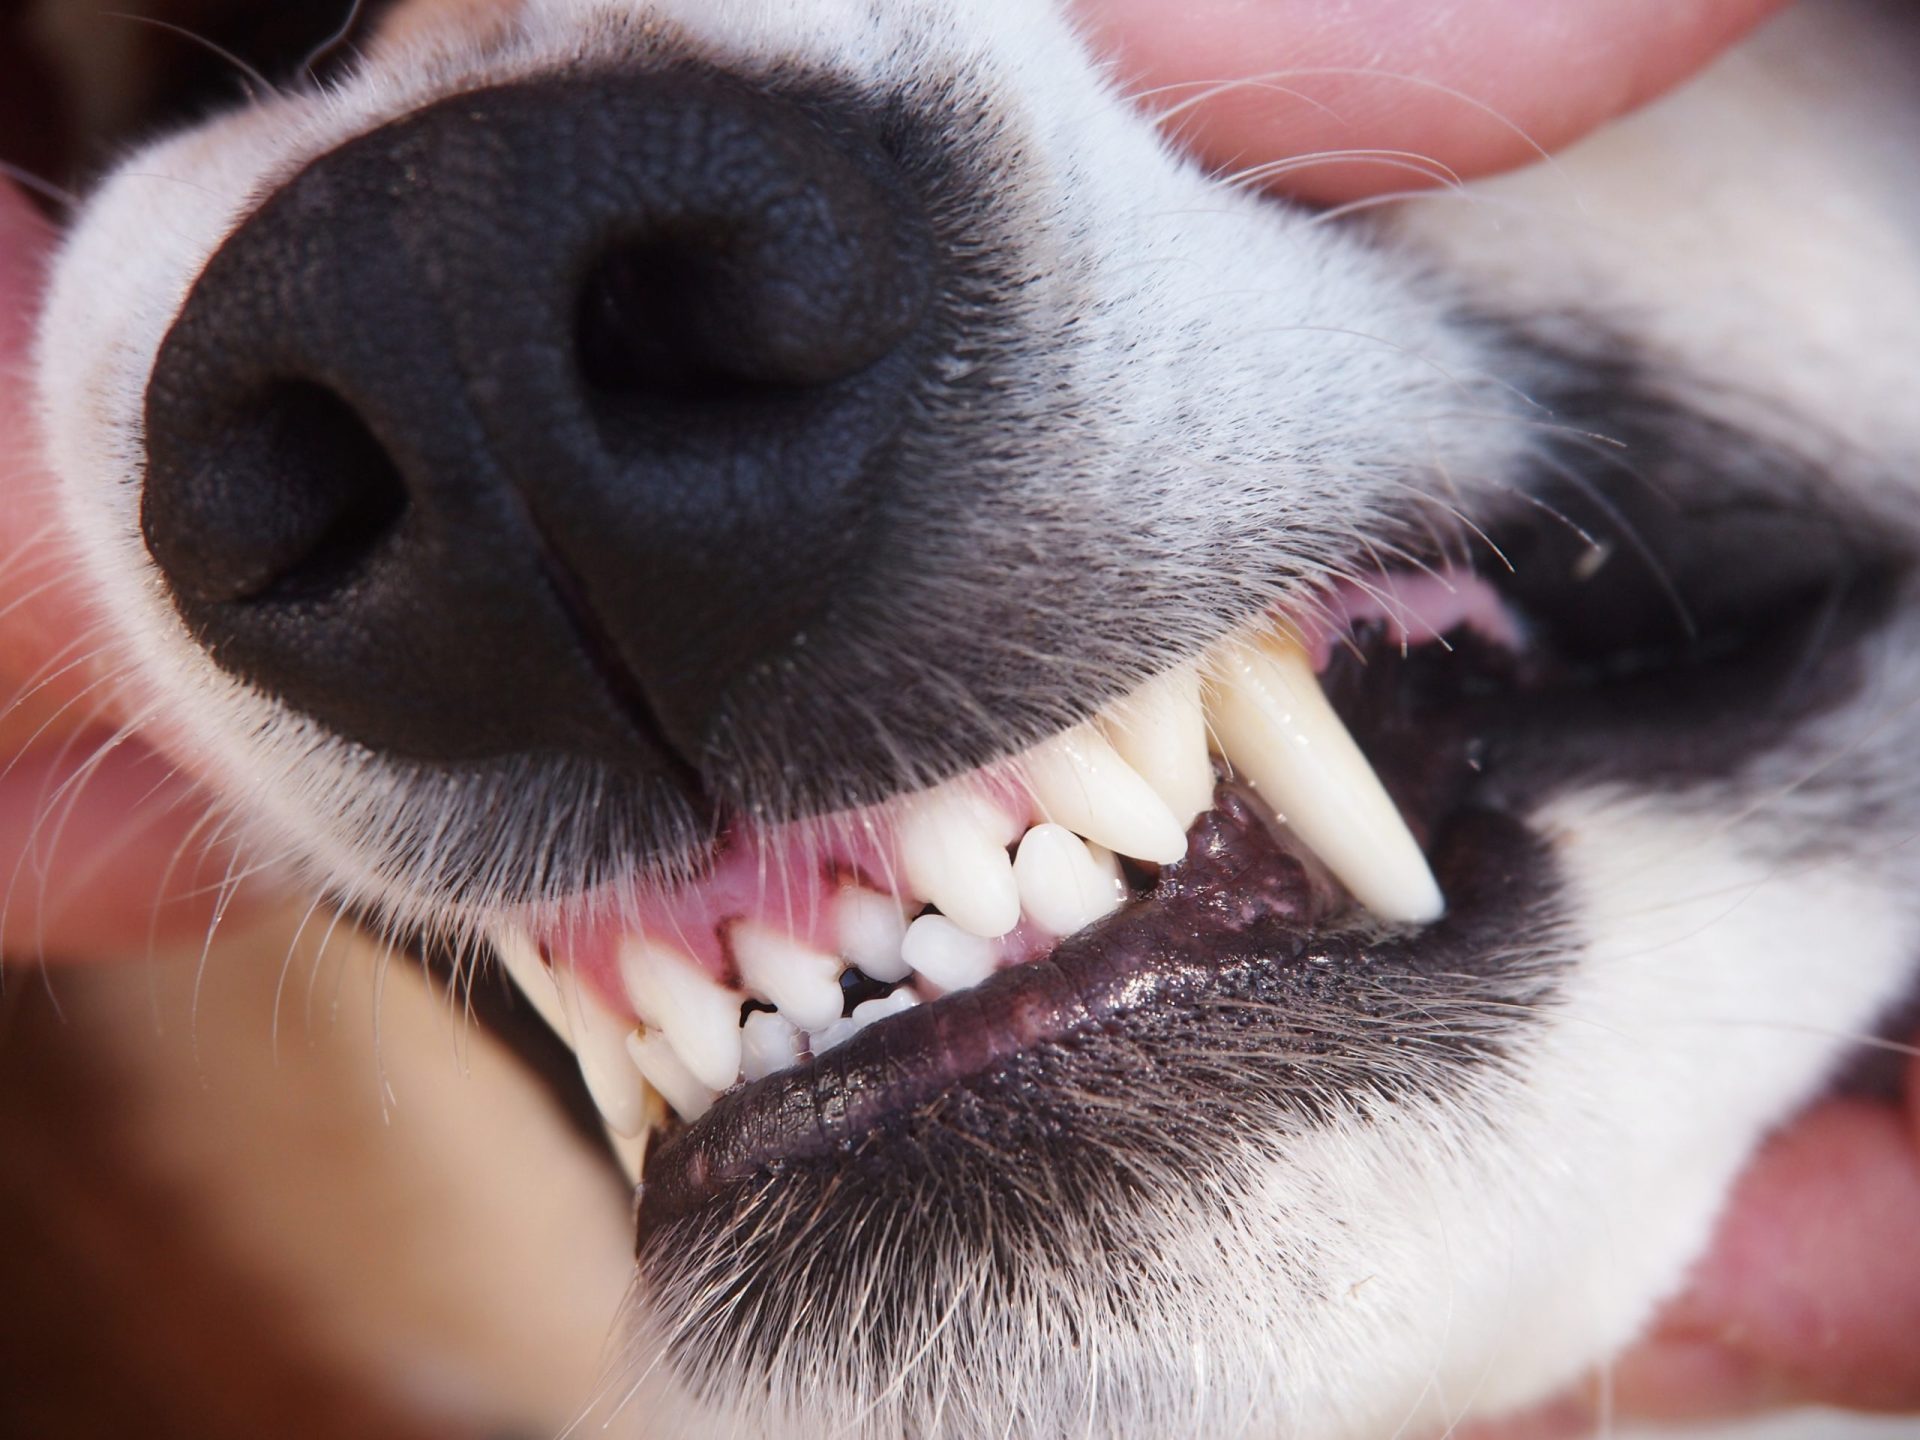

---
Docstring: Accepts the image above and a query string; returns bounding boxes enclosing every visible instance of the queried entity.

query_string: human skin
[0,181,238,959]
[8,0,1914,1429]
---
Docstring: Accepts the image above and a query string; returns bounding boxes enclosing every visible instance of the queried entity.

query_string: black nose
[142,73,933,786]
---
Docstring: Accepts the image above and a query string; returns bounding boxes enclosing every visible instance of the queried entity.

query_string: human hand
[1459,1060,1920,1438]
[1075,0,1790,204]
[0,178,239,960]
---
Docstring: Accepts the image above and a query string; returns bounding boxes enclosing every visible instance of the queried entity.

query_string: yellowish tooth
[618,939,743,1093]
[625,1030,718,1121]
[1025,723,1188,865]
[550,962,649,1138]
[897,786,1022,939]
[1098,666,1216,829]
[1205,629,1443,924]
[731,921,846,1031]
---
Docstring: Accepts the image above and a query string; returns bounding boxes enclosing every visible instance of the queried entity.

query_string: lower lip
[636,778,1543,1230]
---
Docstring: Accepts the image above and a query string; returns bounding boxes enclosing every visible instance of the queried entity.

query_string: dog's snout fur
[142,71,939,791]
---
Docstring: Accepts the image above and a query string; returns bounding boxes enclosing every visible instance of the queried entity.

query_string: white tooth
[811,987,919,1056]
[491,927,568,1039]
[1013,823,1127,936]
[1098,666,1216,829]
[740,1009,802,1082]
[618,940,743,1092]
[1206,630,1444,923]
[808,1015,858,1056]
[855,986,919,1027]
[835,887,913,982]
[551,964,649,1138]
[625,1030,718,1121]
[900,913,996,993]
[1025,723,1189,865]
[897,787,1022,938]
[730,921,846,1031]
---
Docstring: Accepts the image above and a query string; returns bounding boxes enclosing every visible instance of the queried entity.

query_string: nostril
[144,381,408,606]
[575,233,794,402]
[572,172,930,404]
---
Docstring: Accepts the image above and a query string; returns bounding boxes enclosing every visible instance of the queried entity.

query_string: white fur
[31,1,1920,1435]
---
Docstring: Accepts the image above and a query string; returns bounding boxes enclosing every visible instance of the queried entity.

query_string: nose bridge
[138,69,936,799]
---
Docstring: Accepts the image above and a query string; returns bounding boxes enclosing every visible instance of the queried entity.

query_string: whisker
[102,11,280,100]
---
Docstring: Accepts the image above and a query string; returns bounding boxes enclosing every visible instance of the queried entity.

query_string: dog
[18,0,1920,1435]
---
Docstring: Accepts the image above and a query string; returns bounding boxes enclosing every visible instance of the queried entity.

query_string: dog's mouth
[497,573,1492,1124]
[486,465,1898,1235]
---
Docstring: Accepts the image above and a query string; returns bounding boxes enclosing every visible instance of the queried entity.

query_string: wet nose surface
[141,72,934,784]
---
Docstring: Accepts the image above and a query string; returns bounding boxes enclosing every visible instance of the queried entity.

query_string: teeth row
[513,627,1443,1135]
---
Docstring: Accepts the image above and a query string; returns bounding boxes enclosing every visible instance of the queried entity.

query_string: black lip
[639,781,1542,1232]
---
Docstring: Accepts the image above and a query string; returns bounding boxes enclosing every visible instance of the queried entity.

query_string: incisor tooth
[741,1009,801,1082]
[901,913,996,992]
[551,964,649,1138]
[731,921,845,1031]
[1206,630,1443,923]
[618,940,743,1092]
[1098,667,1216,829]
[836,887,912,982]
[1013,823,1126,936]
[898,787,1022,938]
[625,1030,718,1121]
[1026,723,1189,865]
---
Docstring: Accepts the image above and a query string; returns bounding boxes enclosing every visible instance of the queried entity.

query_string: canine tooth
[898,788,1022,938]
[740,1010,802,1083]
[1207,631,1443,923]
[1025,724,1189,865]
[811,988,919,1056]
[731,921,846,1031]
[901,913,996,992]
[1099,667,1216,829]
[618,940,743,1093]
[551,965,648,1138]
[1013,823,1127,936]
[836,887,912,982]
[625,1030,718,1121]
